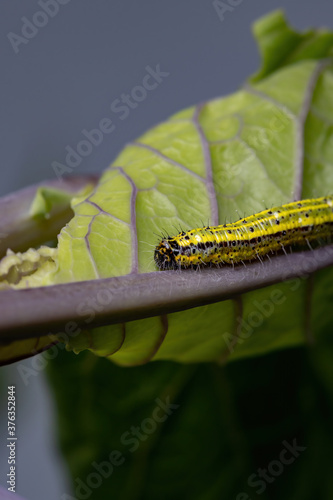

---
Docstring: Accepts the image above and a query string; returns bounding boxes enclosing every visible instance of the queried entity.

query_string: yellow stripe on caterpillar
[154,196,333,269]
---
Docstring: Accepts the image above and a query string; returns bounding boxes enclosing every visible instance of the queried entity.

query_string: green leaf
[0,175,97,258]
[0,176,97,365]
[63,26,333,365]
[1,11,333,366]
[250,9,333,83]
[47,341,333,499]
[29,186,74,219]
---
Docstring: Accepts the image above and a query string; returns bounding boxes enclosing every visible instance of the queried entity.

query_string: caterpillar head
[154,239,179,270]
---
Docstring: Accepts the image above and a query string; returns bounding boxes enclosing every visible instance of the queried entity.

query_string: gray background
[0,1,332,499]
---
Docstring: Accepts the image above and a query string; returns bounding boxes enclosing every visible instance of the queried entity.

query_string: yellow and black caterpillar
[154,196,333,270]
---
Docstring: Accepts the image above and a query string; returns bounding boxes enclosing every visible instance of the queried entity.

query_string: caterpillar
[154,196,333,270]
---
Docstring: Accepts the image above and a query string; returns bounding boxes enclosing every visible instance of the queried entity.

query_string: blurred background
[1,1,333,499]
